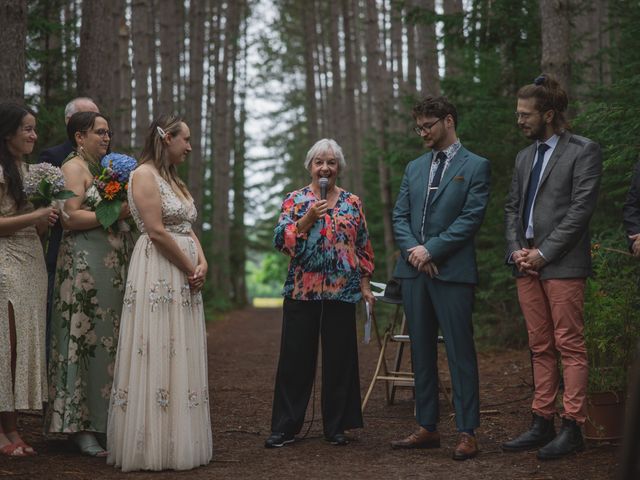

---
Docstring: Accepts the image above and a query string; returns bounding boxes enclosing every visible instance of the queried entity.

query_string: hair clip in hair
[534,75,546,86]
[156,126,167,139]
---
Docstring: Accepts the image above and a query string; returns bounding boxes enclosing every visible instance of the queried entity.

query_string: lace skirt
[106,233,212,471]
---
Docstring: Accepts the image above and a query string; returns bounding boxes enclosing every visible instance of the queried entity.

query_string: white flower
[156,388,170,408]
[67,341,78,363]
[103,251,118,269]
[85,330,97,346]
[101,336,113,349]
[72,313,91,336]
[77,271,95,291]
[107,234,124,250]
[101,384,111,399]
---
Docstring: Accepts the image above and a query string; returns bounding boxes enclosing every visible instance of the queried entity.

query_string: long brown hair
[517,74,569,132]
[0,103,35,208]
[139,114,190,199]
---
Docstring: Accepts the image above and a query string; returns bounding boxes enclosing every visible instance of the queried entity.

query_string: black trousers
[270,298,364,438]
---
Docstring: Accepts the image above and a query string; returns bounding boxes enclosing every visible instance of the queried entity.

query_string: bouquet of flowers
[92,153,137,229]
[23,163,76,208]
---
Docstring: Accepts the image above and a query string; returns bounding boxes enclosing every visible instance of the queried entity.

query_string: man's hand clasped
[407,245,439,278]
[629,233,640,257]
[513,247,547,275]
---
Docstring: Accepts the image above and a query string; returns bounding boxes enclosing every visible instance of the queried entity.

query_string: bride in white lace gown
[107,115,212,471]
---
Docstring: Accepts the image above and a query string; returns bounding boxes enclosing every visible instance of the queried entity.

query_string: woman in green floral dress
[45,112,133,456]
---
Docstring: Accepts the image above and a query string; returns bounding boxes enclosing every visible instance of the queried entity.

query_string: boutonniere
[453,175,465,182]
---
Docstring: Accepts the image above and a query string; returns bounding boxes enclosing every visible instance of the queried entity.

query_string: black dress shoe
[502,413,556,452]
[537,417,584,460]
[324,433,349,446]
[264,432,295,448]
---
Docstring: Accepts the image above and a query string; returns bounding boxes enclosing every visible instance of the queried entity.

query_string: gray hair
[304,138,347,171]
[64,97,97,119]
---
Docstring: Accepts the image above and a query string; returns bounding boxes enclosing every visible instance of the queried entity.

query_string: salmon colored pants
[516,276,588,424]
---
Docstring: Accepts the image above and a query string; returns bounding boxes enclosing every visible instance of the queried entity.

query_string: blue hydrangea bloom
[101,153,138,182]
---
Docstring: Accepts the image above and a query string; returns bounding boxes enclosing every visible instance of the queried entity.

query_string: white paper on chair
[363,301,371,344]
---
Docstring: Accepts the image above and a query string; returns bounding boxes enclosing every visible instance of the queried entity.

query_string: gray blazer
[504,131,602,279]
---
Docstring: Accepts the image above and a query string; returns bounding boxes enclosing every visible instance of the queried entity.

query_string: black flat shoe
[325,433,349,446]
[264,432,295,449]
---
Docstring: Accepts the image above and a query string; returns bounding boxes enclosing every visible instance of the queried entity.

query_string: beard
[520,120,547,140]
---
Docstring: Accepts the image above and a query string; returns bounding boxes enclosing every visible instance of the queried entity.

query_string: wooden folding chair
[361,281,450,412]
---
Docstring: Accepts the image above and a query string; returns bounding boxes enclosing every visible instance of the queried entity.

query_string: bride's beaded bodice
[128,170,197,234]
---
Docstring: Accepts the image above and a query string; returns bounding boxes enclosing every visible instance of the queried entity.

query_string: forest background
[0,0,638,348]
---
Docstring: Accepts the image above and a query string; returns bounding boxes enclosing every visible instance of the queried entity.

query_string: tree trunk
[116,13,132,149]
[230,16,248,307]
[158,1,181,113]
[414,0,440,96]
[39,0,64,109]
[341,0,364,197]
[539,0,571,94]
[328,0,343,145]
[406,7,417,93]
[186,0,206,237]
[0,0,28,103]
[301,0,319,145]
[442,0,464,79]
[210,0,242,304]
[131,0,152,148]
[62,1,79,93]
[77,1,120,120]
[365,0,395,279]
[573,0,611,101]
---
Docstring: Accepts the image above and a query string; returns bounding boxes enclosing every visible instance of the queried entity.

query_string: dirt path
[5,307,618,479]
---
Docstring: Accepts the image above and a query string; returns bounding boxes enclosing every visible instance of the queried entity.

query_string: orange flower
[104,181,122,200]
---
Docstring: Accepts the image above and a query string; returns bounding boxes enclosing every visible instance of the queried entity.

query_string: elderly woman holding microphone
[265,138,375,448]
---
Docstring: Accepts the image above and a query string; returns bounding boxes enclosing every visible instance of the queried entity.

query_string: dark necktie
[523,143,550,231]
[428,151,447,205]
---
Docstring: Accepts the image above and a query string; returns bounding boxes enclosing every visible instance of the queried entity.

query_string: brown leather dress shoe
[452,432,478,460]
[391,427,441,449]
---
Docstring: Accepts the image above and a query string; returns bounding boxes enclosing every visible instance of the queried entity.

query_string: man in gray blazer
[502,75,602,460]
[391,96,490,460]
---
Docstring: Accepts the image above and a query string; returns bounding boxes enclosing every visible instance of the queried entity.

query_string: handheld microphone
[319,177,328,200]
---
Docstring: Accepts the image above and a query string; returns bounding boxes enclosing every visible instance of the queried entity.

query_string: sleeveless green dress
[45,158,133,434]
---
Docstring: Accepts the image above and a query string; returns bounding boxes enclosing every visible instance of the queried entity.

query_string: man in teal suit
[390,96,491,460]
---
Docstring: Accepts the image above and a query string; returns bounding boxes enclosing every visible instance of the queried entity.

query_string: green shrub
[584,241,640,392]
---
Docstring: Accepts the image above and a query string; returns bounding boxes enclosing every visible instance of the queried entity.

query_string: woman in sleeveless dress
[45,112,133,456]
[0,103,58,457]
[107,114,212,471]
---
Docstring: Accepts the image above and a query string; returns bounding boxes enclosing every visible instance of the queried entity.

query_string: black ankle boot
[537,417,584,460]
[502,413,556,452]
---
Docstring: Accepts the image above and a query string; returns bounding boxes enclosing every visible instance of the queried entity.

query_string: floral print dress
[45,182,133,434]
[106,170,212,471]
[0,163,47,412]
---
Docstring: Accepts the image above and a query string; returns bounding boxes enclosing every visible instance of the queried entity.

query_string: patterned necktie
[428,151,447,205]
[523,143,550,230]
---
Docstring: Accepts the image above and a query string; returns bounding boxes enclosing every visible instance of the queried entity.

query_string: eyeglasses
[414,118,442,135]
[91,129,113,139]
[514,112,534,120]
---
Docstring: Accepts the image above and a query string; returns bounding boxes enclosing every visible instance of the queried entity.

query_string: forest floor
[4,307,619,479]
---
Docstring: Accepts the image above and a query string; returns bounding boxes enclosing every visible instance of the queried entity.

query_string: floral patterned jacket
[274,186,374,303]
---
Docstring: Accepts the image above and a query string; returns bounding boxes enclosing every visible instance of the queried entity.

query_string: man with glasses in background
[390,96,491,460]
[39,97,100,363]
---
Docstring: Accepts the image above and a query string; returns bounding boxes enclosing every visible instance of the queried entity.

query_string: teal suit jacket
[392,146,491,284]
